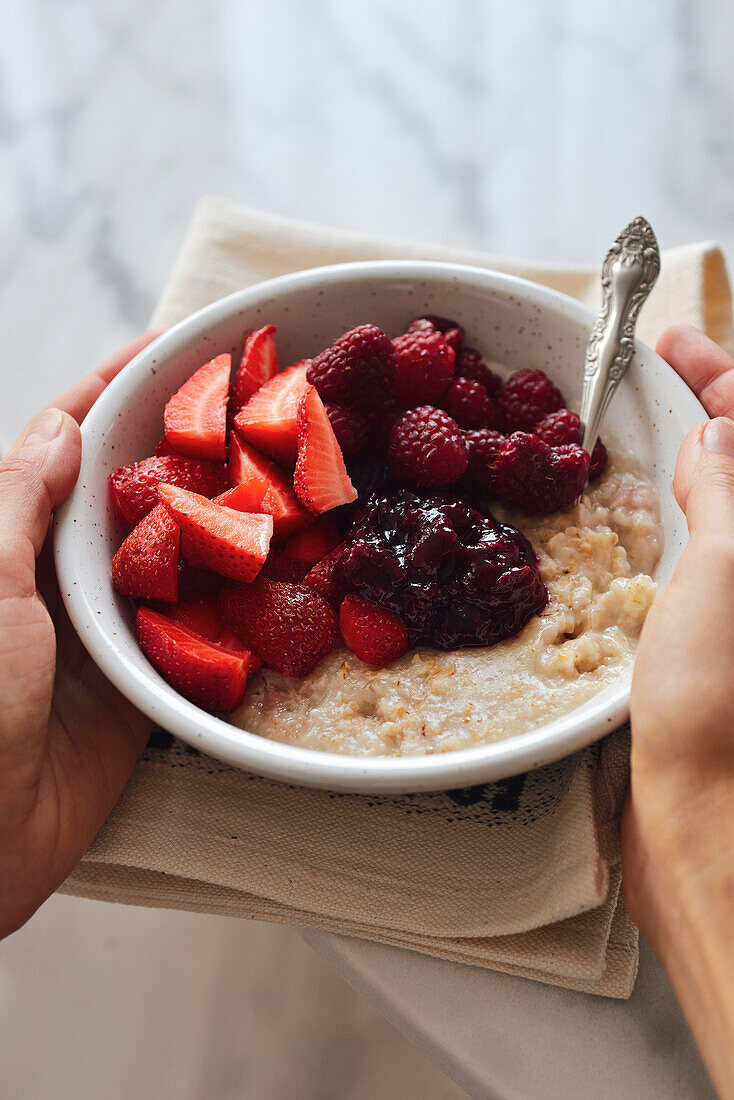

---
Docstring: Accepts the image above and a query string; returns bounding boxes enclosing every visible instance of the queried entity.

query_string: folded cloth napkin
[60,199,733,998]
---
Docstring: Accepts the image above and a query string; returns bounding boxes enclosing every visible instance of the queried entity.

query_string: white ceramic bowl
[55,261,704,793]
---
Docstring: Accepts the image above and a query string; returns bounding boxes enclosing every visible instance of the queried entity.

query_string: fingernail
[703,417,734,458]
[23,408,64,446]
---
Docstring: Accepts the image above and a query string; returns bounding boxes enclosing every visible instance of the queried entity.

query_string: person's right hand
[622,324,734,1099]
[0,333,159,941]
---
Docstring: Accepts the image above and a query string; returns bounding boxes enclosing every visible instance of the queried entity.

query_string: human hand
[0,332,161,939]
[622,324,734,1098]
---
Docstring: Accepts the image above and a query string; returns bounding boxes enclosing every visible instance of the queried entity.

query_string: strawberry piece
[164,353,231,460]
[229,433,310,542]
[162,600,261,670]
[214,483,267,511]
[165,596,223,643]
[217,628,261,668]
[293,386,357,515]
[233,361,310,464]
[339,593,409,668]
[215,481,307,536]
[216,629,262,674]
[159,484,272,582]
[302,543,347,608]
[112,505,179,602]
[218,480,267,513]
[232,325,278,409]
[227,434,269,494]
[109,454,227,527]
[137,607,249,712]
[261,549,311,583]
[154,437,176,456]
[283,515,341,565]
[218,579,339,677]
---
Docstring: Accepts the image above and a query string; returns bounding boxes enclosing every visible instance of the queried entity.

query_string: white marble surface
[0,1,730,1096]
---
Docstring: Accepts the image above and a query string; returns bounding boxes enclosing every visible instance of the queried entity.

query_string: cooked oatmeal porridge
[111,319,663,738]
[231,451,662,756]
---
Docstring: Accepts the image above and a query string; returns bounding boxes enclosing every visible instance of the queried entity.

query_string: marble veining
[0,0,732,445]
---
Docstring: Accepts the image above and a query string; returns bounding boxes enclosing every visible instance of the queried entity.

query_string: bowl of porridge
[54,261,704,793]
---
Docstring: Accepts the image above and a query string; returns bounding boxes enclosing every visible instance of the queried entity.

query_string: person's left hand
[0,332,160,939]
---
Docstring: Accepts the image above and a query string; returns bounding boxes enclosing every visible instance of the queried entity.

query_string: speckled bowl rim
[55,261,704,793]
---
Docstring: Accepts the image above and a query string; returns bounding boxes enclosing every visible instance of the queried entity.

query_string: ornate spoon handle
[580,216,661,454]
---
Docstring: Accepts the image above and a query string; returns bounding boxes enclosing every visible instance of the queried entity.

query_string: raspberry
[533,406,579,446]
[340,490,547,648]
[463,429,505,495]
[454,347,503,396]
[339,593,409,667]
[534,408,608,481]
[388,406,468,487]
[391,331,455,405]
[589,439,608,481]
[496,369,564,432]
[494,433,590,513]
[307,324,395,412]
[442,378,496,429]
[324,402,369,457]
[406,315,464,351]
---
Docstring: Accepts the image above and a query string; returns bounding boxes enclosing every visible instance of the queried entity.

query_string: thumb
[0,408,81,594]
[674,417,734,539]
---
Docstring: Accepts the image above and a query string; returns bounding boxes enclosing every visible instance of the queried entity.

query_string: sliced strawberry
[339,594,409,668]
[164,353,231,460]
[229,433,309,542]
[283,515,341,565]
[256,480,311,542]
[227,434,270,494]
[165,596,223,643]
[218,579,339,677]
[162,599,261,669]
[109,454,227,527]
[214,481,308,547]
[302,543,347,608]
[154,437,176,456]
[112,504,179,602]
[293,386,357,514]
[261,549,311,583]
[232,325,278,409]
[159,484,272,582]
[233,361,310,464]
[137,607,249,712]
[217,629,262,672]
[214,483,267,511]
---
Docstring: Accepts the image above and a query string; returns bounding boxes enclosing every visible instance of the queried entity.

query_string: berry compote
[338,489,547,650]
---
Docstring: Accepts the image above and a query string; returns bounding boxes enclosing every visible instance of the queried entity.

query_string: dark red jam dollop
[338,490,547,650]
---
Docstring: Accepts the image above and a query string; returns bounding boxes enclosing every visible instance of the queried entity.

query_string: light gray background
[0,2,728,1097]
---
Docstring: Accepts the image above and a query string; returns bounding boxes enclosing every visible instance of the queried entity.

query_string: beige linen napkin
[60,199,732,998]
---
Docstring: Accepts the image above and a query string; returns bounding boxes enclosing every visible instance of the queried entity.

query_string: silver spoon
[579,216,661,455]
